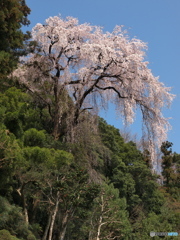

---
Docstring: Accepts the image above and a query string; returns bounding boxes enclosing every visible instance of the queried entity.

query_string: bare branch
[95,84,127,99]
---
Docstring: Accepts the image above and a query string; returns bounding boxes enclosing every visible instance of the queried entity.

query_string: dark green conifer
[0,0,30,78]
[161,141,174,186]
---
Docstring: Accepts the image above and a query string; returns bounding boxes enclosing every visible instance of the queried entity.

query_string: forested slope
[0,88,179,239]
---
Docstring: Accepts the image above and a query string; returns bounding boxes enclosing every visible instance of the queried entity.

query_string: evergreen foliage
[0,0,30,78]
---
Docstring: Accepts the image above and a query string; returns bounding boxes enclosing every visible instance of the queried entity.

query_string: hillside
[0,87,179,239]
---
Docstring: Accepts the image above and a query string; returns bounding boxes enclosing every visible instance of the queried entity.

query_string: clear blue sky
[25,0,180,153]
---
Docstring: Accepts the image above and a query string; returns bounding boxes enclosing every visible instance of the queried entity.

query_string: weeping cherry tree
[12,15,174,165]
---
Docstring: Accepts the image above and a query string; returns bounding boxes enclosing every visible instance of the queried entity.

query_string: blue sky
[25,0,180,153]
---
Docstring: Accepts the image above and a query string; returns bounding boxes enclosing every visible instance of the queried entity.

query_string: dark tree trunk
[52,104,61,140]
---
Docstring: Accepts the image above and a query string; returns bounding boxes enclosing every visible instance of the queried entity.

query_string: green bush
[27,234,36,240]
[24,128,46,147]
[0,230,19,240]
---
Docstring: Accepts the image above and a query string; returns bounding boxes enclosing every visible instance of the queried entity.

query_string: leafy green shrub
[0,229,19,240]
[24,128,46,147]
[27,234,36,240]
[0,197,36,240]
